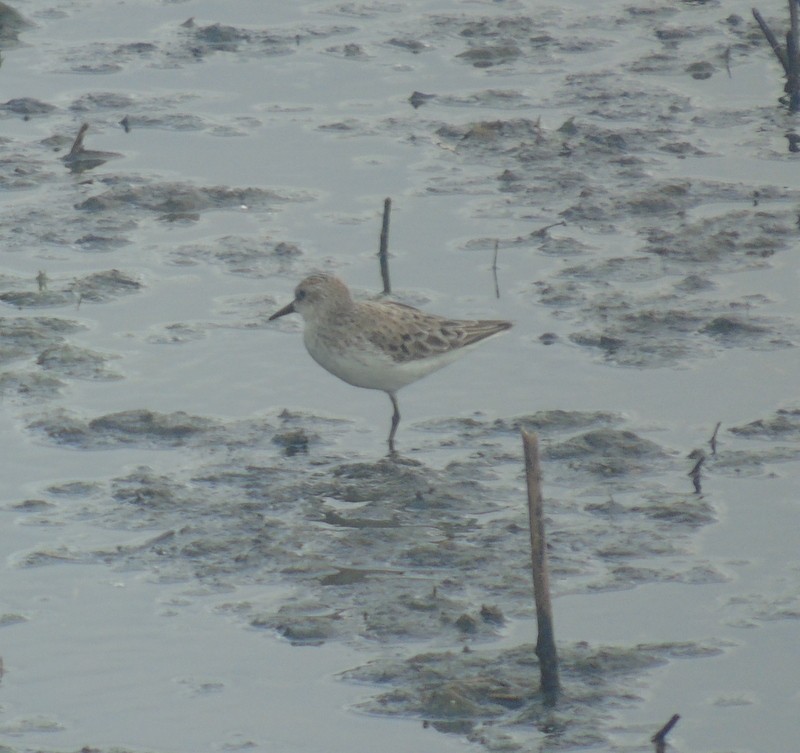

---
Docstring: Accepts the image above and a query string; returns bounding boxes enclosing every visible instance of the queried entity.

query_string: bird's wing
[363,301,510,363]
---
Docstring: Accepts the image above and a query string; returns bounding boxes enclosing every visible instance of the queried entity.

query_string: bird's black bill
[269,301,296,320]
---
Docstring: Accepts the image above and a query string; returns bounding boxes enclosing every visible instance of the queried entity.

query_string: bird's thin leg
[388,392,400,455]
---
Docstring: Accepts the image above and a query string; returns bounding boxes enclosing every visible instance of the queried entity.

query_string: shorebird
[269,273,512,454]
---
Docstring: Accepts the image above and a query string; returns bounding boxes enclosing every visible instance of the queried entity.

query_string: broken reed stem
[709,421,721,455]
[379,197,392,294]
[790,0,800,112]
[651,713,680,753]
[688,454,704,494]
[531,220,567,238]
[521,430,560,706]
[67,123,90,159]
[492,240,500,299]
[753,3,800,111]
[753,8,789,74]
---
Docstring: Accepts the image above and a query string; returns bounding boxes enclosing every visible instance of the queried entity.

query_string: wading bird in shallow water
[269,273,512,455]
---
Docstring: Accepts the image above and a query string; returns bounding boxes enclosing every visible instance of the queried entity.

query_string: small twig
[790,0,800,111]
[66,123,90,159]
[787,26,800,111]
[651,713,680,753]
[62,123,121,173]
[753,8,789,74]
[753,3,800,111]
[522,430,560,706]
[709,421,721,456]
[492,240,500,299]
[378,197,392,295]
[530,220,567,238]
[688,452,705,494]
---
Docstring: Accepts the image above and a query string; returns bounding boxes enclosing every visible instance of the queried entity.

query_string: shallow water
[1,0,799,752]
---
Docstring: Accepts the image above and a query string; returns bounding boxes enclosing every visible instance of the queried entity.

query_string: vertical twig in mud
[709,421,721,456]
[66,123,90,160]
[651,713,680,753]
[492,240,500,299]
[788,27,800,111]
[791,0,800,94]
[753,8,789,74]
[379,197,392,295]
[688,452,705,494]
[521,430,560,706]
[752,4,800,111]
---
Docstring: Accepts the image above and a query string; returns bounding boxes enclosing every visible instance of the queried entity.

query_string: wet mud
[1,0,799,751]
[12,404,733,750]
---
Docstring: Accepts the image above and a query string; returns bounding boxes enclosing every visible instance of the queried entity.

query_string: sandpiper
[269,273,512,454]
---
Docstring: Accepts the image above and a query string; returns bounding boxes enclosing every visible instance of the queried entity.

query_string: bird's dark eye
[296,289,306,301]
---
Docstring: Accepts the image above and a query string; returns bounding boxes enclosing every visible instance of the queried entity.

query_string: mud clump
[342,640,726,751]
[28,409,221,449]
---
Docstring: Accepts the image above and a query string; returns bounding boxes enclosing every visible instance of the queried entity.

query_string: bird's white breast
[303,324,463,393]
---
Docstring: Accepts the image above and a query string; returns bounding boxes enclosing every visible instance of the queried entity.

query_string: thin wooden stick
[66,123,90,159]
[379,197,392,294]
[688,453,705,494]
[531,220,567,238]
[709,421,721,455]
[651,713,680,753]
[492,240,500,299]
[753,8,789,74]
[788,0,800,110]
[521,430,560,706]
[751,4,800,111]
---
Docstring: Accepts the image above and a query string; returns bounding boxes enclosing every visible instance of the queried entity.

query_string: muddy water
[1,1,799,752]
